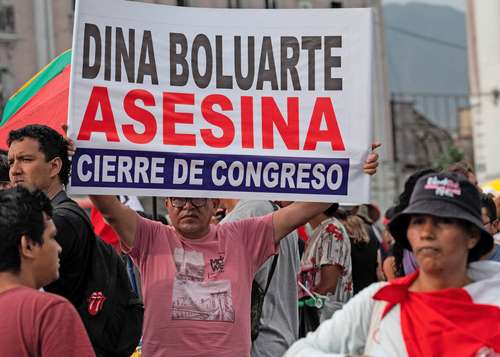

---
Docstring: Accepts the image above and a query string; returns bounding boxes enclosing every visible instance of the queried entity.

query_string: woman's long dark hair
[392,168,437,277]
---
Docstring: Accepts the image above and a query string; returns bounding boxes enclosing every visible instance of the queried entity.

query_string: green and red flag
[0,50,71,150]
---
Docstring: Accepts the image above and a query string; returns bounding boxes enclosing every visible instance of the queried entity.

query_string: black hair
[394,168,437,215]
[463,222,483,263]
[447,161,474,179]
[384,206,396,221]
[480,193,497,223]
[391,241,405,277]
[8,125,70,185]
[0,186,53,273]
[323,203,339,217]
[0,153,8,182]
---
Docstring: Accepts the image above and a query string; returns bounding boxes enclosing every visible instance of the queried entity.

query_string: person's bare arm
[382,256,397,281]
[273,201,332,243]
[272,149,380,243]
[89,195,139,248]
[313,264,343,295]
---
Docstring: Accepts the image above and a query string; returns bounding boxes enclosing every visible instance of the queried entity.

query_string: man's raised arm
[272,201,331,243]
[272,148,380,243]
[89,195,139,248]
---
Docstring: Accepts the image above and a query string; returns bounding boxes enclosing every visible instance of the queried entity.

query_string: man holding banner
[68,0,377,355]
[89,152,377,356]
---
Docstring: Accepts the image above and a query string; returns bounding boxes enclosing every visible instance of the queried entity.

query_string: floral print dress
[298,217,353,321]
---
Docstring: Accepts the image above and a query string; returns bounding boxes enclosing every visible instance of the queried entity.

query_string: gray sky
[383,0,465,12]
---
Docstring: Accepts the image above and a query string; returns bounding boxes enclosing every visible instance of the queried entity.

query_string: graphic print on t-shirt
[171,248,235,322]
[174,248,205,281]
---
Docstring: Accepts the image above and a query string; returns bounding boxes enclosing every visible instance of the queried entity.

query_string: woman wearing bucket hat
[285,172,500,357]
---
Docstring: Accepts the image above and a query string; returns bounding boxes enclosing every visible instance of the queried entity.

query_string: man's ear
[49,157,62,179]
[19,235,36,259]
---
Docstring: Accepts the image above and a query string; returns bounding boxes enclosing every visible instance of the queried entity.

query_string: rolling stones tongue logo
[87,292,107,316]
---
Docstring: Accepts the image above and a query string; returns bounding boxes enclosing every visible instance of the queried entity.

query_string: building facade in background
[466,0,500,184]
[0,0,73,103]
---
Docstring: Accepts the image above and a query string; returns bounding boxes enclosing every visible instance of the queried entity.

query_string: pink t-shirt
[0,286,95,357]
[128,213,276,357]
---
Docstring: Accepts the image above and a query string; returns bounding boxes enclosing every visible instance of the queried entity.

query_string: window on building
[330,1,342,8]
[0,5,14,33]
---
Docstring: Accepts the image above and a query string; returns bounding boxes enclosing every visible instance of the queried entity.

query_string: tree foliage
[432,144,464,170]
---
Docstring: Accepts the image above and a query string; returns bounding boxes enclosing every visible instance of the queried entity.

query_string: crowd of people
[0,124,499,357]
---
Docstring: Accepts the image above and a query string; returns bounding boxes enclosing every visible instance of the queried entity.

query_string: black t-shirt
[44,191,93,306]
[350,224,379,295]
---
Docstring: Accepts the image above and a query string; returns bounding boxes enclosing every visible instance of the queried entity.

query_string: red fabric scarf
[373,271,500,357]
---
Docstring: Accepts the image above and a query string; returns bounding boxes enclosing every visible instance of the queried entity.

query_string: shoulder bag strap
[263,200,281,295]
[263,254,279,295]
[55,201,94,232]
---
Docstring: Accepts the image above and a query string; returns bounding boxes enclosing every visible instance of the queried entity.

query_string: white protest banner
[68,0,373,203]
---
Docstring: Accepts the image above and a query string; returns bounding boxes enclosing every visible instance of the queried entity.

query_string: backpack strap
[53,200,98,306]
[262,200,281,295]
[55,201,94,233]
[56,201,143,302]
[263,254,278,295]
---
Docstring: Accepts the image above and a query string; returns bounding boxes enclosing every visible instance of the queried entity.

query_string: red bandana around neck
[373,271,500,357]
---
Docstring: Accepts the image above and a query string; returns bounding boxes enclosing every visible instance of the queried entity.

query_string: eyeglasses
[170,197,208,208]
